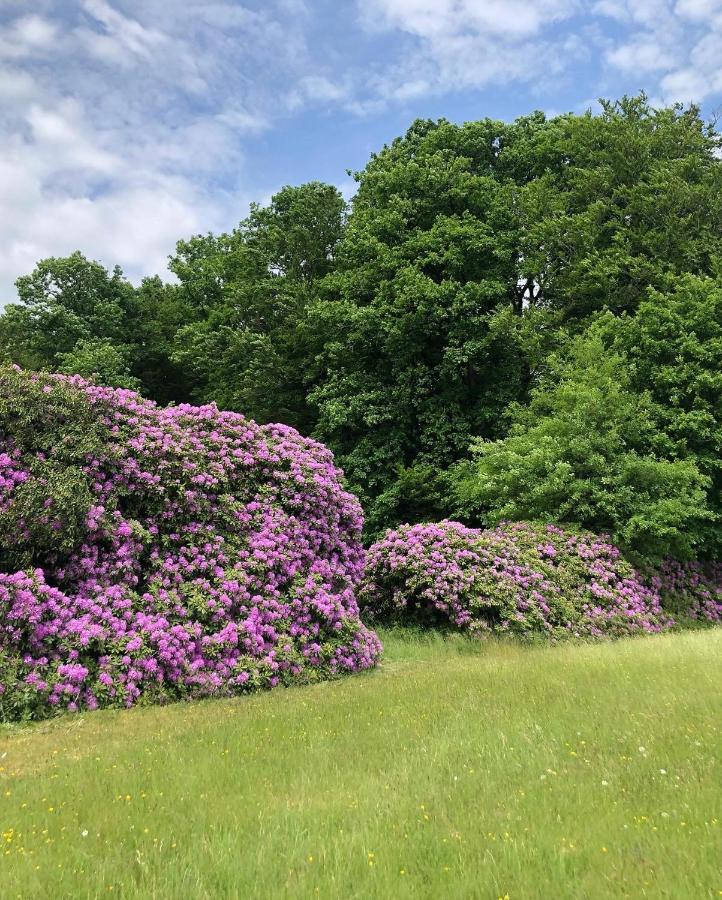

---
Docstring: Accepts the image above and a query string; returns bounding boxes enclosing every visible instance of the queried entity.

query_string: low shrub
[360,520,673,638]
[0,367,381,720]
[651,560,722,624]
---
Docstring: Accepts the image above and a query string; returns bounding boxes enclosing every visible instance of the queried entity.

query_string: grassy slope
[1,629,722,899]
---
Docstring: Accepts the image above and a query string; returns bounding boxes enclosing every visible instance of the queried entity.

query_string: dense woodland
[2,95,721,560]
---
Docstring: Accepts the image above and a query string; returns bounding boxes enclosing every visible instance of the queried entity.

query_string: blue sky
[1,0,721,302]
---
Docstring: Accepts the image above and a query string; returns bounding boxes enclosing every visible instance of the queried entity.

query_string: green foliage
[15,251,135,336]
[309,119,529,533]
[0,651,42,722]
[0,459,94,558]
[0,253,126,369]
[57,339,142,391]
[0,254,193,404]
[0,367,116,570]
[604,275,722,556]
[170,181,345,431]
[0,366,113,460]
[1,96,720,551]
[502,96,722,319]
[458,275,722,561]
[127,276,198,405]
[452,333,713,560]
[0,251,136,369]
[310,96,721,535]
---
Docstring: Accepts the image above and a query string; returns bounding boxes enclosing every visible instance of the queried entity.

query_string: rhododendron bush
[0,367,381,720]
[360,521,674,637]
[652,560,722,624]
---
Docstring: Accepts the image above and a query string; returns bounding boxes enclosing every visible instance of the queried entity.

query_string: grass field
[2,628,722,899]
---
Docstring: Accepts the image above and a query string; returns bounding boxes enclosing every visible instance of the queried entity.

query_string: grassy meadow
[2,628,722,899]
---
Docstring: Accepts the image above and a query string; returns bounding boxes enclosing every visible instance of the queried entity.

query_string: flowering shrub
[650,560,722,624]
[0,367,381,720]
[360,521,673,638]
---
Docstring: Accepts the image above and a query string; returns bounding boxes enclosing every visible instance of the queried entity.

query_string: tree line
[2,95,720,559]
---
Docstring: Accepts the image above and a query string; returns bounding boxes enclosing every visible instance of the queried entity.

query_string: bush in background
[361,520,673,638]
[651,560,722,624]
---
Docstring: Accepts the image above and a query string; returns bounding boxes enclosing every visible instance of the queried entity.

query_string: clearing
[2,629,721,898]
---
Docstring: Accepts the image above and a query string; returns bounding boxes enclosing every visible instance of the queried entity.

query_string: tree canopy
[1,95,719,558]
[452,330,713,561]
[308,96,721,534]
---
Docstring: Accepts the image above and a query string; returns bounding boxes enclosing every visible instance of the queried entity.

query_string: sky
[1,0,722,304]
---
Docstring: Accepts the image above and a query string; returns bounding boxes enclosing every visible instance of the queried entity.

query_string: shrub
[360,520,673,638]
[0,367,381,720]
[452,333,712,562]
[651,560,722,624]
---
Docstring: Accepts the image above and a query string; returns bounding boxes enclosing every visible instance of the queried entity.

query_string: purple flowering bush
[361,520,673,638]
[0,367,381,720]
[650,560,722,624]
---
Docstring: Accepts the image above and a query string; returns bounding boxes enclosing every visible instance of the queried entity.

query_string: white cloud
[297,75,348,103]
[12,14,57,47]
[356,0,584,98]
[598,0,722,103]
[286,74,349,110]
[0,89,236,302]
[215,109,271,134]
[80,0,169,61]
[0,65,37,103]
[363,0,578,39]
[333,0,722,136]
[26,100,119,174]
[0,14,58,58]
[660,66,712,100]
[674,0,722,23]
[607,38,675,73]
[0,0,332,304]
[591,0,630,21]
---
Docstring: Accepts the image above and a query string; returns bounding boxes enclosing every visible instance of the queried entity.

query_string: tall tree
[0,252,137,378]
[604,275,722,557]
[502,95,722,320]
[310,97,722,535]
[130,276,197,405]
[308,118,528,534]
[451,330,712,561]
[171,181,346,432]
[0,253,194,401]
[451,274,722,561]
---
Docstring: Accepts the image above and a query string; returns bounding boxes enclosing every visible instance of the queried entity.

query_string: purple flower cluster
[650,559,722,623]
[361,520,673,638]
[0,368,381,719]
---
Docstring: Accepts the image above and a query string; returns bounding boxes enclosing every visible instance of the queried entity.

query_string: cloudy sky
[1,0,721,303]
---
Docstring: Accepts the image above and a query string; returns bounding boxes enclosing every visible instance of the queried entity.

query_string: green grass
[2,629,722,899]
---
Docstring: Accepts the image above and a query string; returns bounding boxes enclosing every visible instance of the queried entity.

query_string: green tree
[0,252,137,371]
[310,97,721,535]
[308,118,529,534]
[452,332,713,561]
[604,275,722,556]
[57,339,141,391]
[2,96,719,550]
[0,254,197,404]
[171,181,346,431]
[130,276,197,405]
[500,95,722,319]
